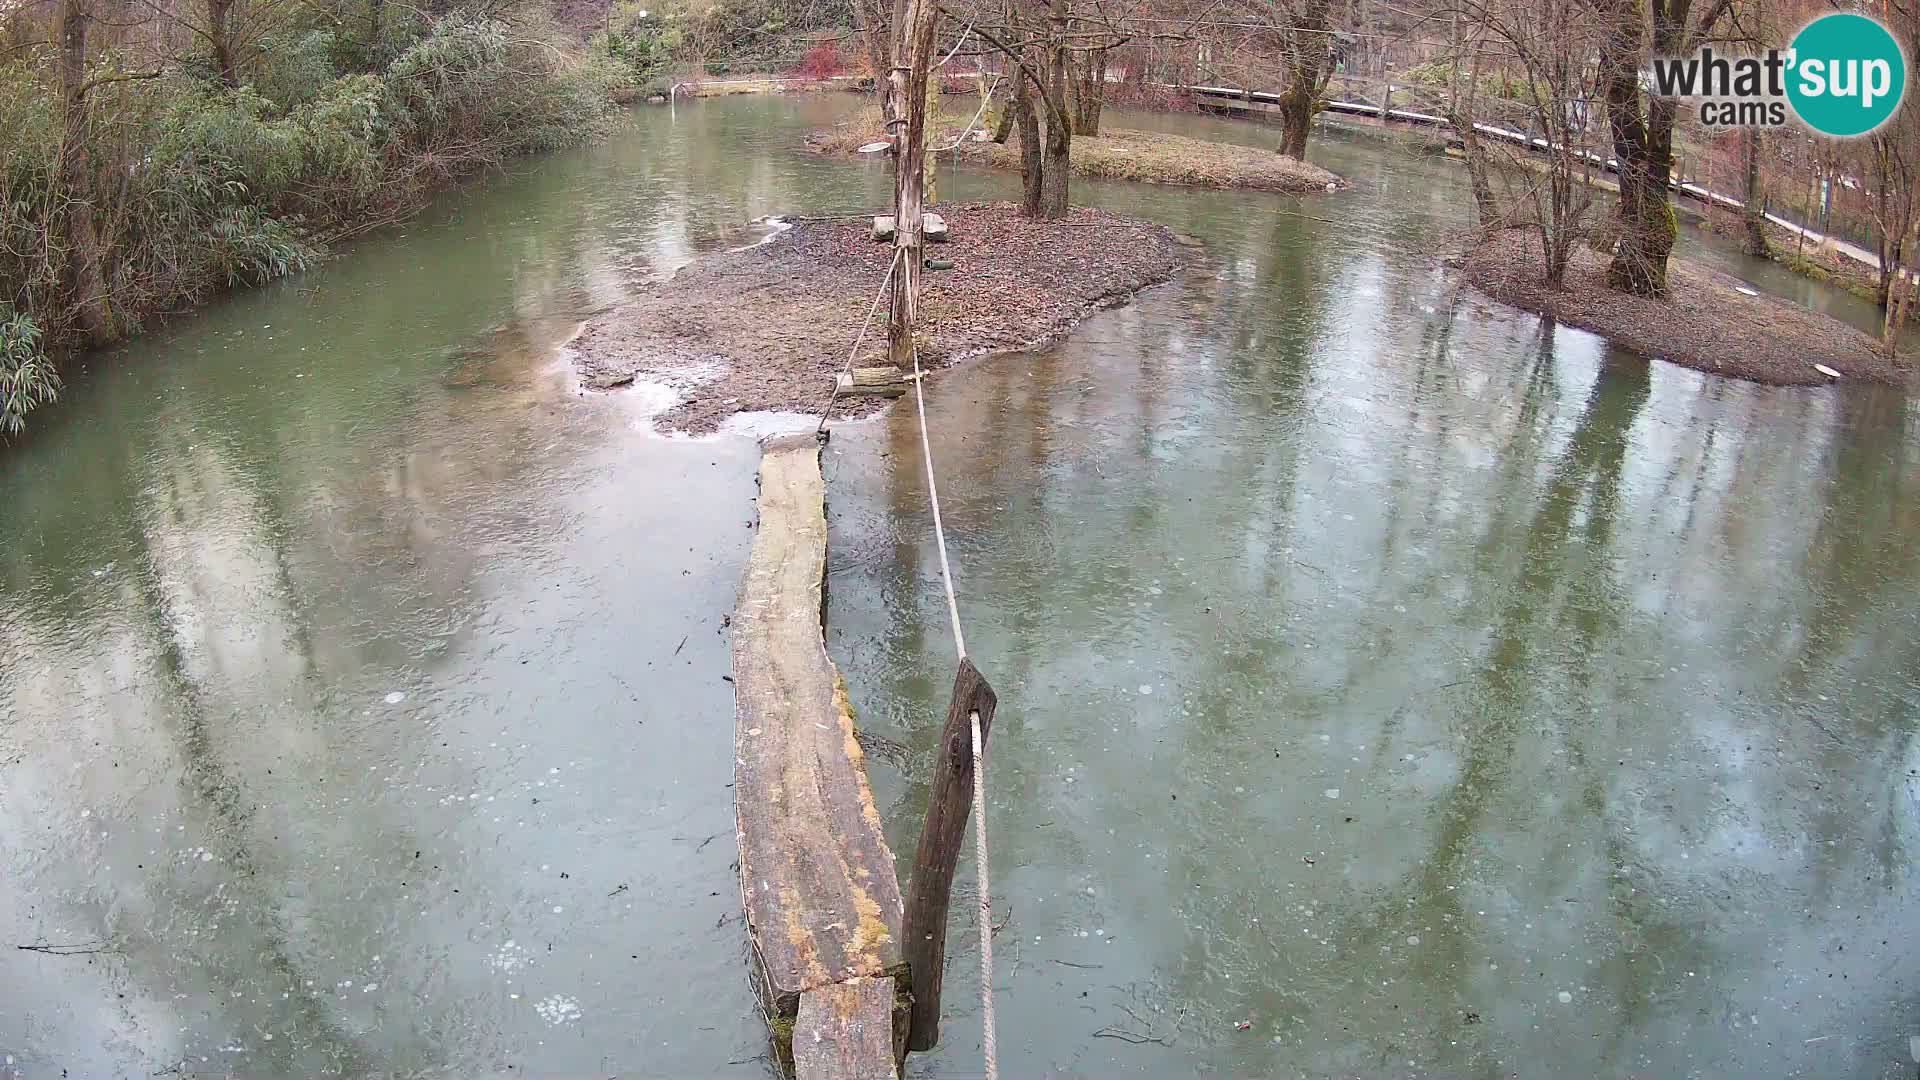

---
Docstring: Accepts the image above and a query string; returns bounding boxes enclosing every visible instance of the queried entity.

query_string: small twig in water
[17,940,117,956]
[674,635,688,657]
[1092,1025,1167,1045]
[1093,1002,1183,1046]
[1051,959,1104,969]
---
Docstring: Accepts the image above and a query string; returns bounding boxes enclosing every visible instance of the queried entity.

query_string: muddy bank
[810,109,1344,195]
[1460,229,1914,387]
[572,203,1186,433]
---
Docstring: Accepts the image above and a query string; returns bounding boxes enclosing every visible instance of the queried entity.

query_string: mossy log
[793,977,906,1079]
[732,433,908,1077]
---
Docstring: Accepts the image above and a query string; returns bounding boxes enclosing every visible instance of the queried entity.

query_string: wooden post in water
[886,0,936,371]
[901,658,997,1051]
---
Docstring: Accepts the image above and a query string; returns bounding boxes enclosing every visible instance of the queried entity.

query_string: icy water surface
[825,121,1920,1079]
[0,95,884,1078]
[1,94,1915,1079]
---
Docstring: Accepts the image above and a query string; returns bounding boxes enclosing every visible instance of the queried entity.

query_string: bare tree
[1066,41,1107,133]
[125,0,300,86]
[1271,0,1334,159]
[1444,8,1500,227]
[856,0,890,101]
[1874,2,1920,355]
[964,0,1126,218]
[1588,0,1733,297]
[1190,0,1341,159]
[1449,0,1602,284]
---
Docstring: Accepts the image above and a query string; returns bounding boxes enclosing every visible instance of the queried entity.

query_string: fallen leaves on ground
[1460,229,1915,387]
[572,203,1186,433]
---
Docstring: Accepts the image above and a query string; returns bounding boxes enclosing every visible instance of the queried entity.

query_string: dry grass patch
[809,107,1343,194]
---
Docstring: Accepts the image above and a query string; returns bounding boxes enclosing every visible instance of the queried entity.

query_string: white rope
[938,74,1003,154]
[936,24,974,69]
[906,339,995,1079]
[907,341,967,661]
[970,704,997,1080]
[818,249,905,435]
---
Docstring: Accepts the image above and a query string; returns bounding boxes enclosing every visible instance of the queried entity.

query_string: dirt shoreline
[572,203,1187,433]
[1459,229,1915,388]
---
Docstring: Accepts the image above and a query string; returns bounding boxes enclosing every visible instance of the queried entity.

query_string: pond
[1,94,1915,1079]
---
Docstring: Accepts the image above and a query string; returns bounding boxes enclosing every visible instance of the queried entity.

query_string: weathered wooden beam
[900,657,998,1052]
[733,433,907,1076]
[793,977,904,1080]
[836,366,911,398]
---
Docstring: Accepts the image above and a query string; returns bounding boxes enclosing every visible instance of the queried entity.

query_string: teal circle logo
[1786,13,1907,137]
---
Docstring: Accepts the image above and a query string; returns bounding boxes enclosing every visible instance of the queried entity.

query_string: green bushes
[0,309,57,436]
[600,3,681,89]
[0,66,65,343]
[592,0,853,89]
[0,1,617,437]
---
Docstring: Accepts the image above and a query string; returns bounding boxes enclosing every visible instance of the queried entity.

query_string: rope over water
[816,227,997,1080]
[907,336,998,1080]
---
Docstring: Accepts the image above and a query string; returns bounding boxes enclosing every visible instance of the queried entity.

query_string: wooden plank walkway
[732,432,907,1078]
[792,977,901,1080]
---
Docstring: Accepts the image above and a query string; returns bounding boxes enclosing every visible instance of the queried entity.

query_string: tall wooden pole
[901,658,997,1051]
[886,0,936,370]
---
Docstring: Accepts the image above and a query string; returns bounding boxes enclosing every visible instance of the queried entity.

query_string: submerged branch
[17,940,120,956]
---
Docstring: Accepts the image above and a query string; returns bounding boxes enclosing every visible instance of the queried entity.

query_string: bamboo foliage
[0,0,620,436]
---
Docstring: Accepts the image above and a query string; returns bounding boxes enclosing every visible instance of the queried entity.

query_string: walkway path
[1180,82,1890,275]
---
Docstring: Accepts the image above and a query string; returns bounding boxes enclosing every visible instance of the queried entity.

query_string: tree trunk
[1741,127,1768,257]
[1883,264,1913,357]
[208,0,238,86]
[1072,47,1106,136]
[884,0,934,369]
[1038,113,1069,219]
[1031,0,1071,220]
[56,0,115,347]
[1883,193,1920,357]
[923,65,938,205]
[1872,137,1898,306]
[1013,60,1042,215]
[991,78,1015,143]
[1447,16,1499,229]
[879,0,910,127]
[1606,132,1677,296]
[1797,152,1816,259]
[1275,0,1332,160]
[1595,0,1675,297]
[1459,131,1497,227]
[1277,86,1314,159]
